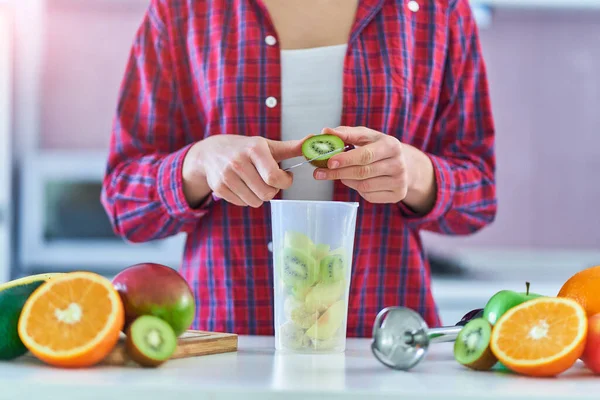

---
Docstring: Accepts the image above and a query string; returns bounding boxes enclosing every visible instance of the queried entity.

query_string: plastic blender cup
[270,200,359,353]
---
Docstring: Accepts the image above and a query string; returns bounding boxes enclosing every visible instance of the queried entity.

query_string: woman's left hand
[314,126,413,204]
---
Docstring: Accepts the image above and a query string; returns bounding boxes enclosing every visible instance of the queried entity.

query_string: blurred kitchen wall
[2,0,600,283]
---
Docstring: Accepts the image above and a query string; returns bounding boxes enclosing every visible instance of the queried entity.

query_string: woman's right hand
[182,135,304,208]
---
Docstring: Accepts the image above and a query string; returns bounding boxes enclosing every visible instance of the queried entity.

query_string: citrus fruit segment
[557,265,600,317]
[490,297,587,377]
[17,271,124,368]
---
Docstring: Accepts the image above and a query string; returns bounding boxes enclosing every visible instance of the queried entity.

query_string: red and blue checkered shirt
[101,0,497,335]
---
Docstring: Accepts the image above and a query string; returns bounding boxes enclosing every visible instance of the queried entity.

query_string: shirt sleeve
[398,0,497,235]
[100,2,212,243]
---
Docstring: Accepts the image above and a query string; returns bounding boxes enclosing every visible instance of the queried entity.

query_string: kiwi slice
[312,243,331,261]
[319,253,346,283]
[301,134,346,168]
[453,318,497,371]
[281,247,318,290]
[284,231,315,254]
[126,315,177,368]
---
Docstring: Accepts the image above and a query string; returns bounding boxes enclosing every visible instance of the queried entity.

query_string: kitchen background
[0,0,599,325]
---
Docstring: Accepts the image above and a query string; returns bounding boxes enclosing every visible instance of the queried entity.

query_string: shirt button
[268,242,273,253]
[408,0,419,12]
[265,35,277,46]
[265,96,278,108]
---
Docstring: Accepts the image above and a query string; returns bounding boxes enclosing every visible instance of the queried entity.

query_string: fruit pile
[0,263,195,368]
[275,231,349,352]
[454,265,600,377]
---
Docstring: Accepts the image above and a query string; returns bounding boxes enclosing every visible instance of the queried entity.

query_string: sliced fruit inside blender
[319,249,346,283]
[306,300,346,341]
[304,279,345,314]
[280,247,319,290]
[278,232,350,351]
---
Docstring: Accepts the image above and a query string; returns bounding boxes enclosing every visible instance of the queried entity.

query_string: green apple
[483,282,543,326]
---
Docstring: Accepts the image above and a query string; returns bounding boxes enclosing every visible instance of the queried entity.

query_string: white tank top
[279,44,348,201]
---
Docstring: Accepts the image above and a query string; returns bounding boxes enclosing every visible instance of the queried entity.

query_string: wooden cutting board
[101,330,238,366]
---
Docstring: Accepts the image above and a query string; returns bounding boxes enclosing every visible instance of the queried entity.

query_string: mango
[112,263,195,336]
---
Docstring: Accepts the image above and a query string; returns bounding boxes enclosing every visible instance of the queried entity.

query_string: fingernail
[329,161,339,169]
[315,171,326,180]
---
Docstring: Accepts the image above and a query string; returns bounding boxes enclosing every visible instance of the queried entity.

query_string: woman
[101,0,497,336]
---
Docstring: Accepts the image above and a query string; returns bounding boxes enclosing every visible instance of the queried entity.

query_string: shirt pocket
[385,32,445,144]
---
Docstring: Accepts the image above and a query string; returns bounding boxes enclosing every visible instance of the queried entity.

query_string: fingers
[237,163,279,202]
[327,143,395,169]
[321,126,380,146]
[220,169,264,208]
[266,137,307,162]
[248,141,293,190]
[212,182,248,207]
[314,159,401,181]
[357,191,397,204]
[340,176,400,194]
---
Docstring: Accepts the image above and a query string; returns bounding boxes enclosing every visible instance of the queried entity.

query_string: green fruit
[284,231,315,254]
[279,321,311,350]
[283,231,331,262]
[313,244,331,261]
[305,300,346,340]
[290,285,312,301]
[0,273,63,360]
[453,318,497,371]
[483,282,543,325]
[301,134,346,168]
[319,251,346,283]
[280,248,319,290]
[289,305,320,329]
[125,315,177,368]
[112,263,196,337]
[305,279,345,314]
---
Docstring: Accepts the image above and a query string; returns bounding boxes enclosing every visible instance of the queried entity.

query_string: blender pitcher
[270,200,359,353]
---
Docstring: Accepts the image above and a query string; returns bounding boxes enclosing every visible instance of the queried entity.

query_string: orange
[490,297,587,377]
[557,265,600,317]
[18,271,124,368]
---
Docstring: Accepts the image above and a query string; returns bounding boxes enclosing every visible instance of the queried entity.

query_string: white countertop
[2,336,598,400]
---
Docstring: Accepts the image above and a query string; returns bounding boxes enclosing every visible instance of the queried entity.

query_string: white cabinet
[0,6,12,283]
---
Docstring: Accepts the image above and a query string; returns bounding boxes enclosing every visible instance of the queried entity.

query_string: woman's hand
[183,135,304,208]
[314,126,436,213]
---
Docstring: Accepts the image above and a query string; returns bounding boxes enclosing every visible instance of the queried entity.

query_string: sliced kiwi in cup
[126,315,177,368]
[301,134,346,168]
[281,247,319,290]
[453,318,497,371]
[319,252,346,283]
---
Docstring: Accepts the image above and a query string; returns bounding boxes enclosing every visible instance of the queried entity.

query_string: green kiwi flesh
[319,253,346,283]
[126,315,177,367]
[453,318,497,371]
[301,135,345,168]
[281,247,318,290]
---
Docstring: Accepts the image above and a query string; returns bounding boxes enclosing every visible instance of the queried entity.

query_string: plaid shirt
[101,0,497,336]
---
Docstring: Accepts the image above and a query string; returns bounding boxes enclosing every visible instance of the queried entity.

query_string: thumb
[321,126,379,146]
[267,136,310,162]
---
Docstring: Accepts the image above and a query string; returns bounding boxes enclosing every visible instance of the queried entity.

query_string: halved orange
[490,297,587,377]
[18,271,124,368]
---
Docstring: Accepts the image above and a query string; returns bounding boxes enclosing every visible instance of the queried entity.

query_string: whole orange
[557,265,600,317]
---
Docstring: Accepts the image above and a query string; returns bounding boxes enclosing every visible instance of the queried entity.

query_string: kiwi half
[301,134,345,168]
[281,247,319,290]
[126,315,177,368]
[453,318,497,371]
